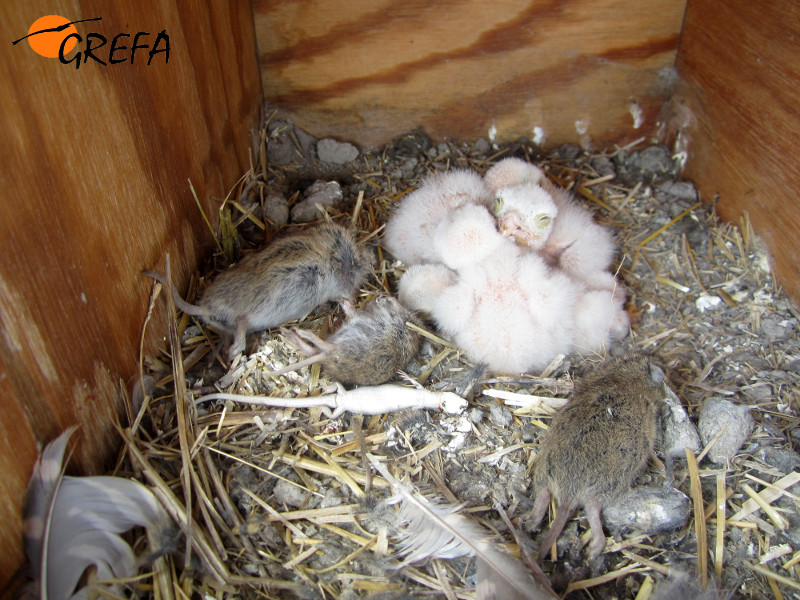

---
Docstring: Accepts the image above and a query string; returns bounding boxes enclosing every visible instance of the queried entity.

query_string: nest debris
[118,118,800,600]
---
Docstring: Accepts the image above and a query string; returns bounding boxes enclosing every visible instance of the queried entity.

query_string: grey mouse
[529,353,665,561]
[145,222,371,361]
[270,295,422,386]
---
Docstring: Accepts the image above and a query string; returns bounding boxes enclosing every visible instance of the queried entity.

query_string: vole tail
[143,270,205,317]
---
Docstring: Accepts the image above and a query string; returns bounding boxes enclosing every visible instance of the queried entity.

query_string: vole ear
[649,362,665,384]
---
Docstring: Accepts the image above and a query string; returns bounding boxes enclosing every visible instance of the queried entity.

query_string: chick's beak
[499,211,542,248]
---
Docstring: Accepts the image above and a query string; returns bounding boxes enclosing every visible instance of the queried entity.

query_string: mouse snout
[334,245,370,291]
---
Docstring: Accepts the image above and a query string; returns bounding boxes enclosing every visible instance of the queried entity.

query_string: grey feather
[21,427,170,600]
[369,455,551,600]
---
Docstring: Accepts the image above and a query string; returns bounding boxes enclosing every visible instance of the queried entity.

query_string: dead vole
[145,222,371,361]
[272,295,422,386]
[529,353,665,561]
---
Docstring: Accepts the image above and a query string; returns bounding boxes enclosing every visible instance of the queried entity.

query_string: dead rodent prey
[196,383,468,419]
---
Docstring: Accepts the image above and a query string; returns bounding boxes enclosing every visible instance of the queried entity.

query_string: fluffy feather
[572,287,630,355]
[485,157,621,291]
[492,183,558,250]
[484,157,545,191]
[540,181,619,290]
[433,203,508,269]
[368,455,552,600]
[384,169,493,265]
[21,427,170,600]
[397,263,458,313]
[432,244,577,374]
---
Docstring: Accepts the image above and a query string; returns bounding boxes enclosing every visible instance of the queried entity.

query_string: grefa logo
[12,15,170,68]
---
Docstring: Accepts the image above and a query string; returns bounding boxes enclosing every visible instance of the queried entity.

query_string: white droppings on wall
[488,124,497,143]
[575,119,593,150]
[629,102,644,129]
[532,126,545,146]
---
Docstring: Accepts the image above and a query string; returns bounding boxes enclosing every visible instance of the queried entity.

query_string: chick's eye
[493,197,504,214]
[535,214,551,228]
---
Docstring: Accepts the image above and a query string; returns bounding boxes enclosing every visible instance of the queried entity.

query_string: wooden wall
[670,0,800,306]
[0,1,261,585]
[254,0,686,148]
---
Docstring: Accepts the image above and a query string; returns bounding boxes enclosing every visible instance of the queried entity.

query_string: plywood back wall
[254,0,686,148]
[670,0,800,306]
[0,1,261,583]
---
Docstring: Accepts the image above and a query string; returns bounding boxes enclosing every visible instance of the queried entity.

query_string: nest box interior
[1,0,798,590]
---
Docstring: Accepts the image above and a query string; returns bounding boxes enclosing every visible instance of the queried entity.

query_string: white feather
[21,427,170,600]
[368,455,552,600]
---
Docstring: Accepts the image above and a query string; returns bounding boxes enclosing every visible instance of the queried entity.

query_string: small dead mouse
[269,295,422,386]
[529,353,665,561]
[145,222,371,361]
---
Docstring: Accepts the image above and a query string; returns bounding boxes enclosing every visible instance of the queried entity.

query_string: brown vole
[529,353,665,561]
[145,222,371,361]
[272,295,422,386]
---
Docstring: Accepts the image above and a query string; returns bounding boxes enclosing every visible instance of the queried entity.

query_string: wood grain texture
[0,1,261,584]
[670,0,800,305]
[254,0,685,147]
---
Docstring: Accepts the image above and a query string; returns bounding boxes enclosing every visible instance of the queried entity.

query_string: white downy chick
[397,204,508,313]
[431,244,578,374]
[384,169,493,265]
[484,156,545,191]
[433,203,508,269]
[540,181,619,291]
[485,157,621,292]
[398,263,458,314]
[572,287,630,355]
[492,183,558,250]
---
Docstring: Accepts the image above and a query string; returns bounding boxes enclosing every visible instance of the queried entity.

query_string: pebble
[760,316,796,341]
[590,156,616,177]
[267,120,308,165]
[473,138,491,153]
[291,180,343,223]
[603,485,691,534]
[488,402,513,428]
[656,180,698,201]
[273,477,310,508]
[661,386,701,458]
[262,193,289,227]
[637,145,673,176]
[756,445,800,474]
[317,138,359,164]
[698,397,754,464]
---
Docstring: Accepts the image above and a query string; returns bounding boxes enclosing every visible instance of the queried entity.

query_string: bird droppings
[115,113,800,599]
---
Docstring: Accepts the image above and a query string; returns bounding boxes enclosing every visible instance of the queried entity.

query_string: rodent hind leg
[228,315,250,360]
[584,500,607,560]
[282,327,336,355]
[528,487,551,531]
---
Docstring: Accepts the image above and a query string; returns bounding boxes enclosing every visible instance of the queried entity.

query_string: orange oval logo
[27,15,78,58]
